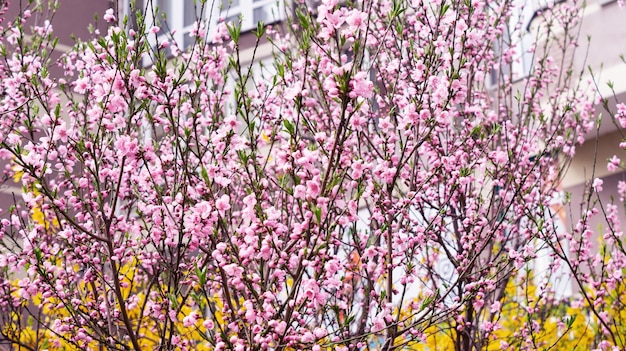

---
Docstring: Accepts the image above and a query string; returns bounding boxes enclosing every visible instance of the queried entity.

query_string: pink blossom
[593,178,604,192]
[215,194,231,215]
[491,150,508,165]
[114,135,139,159]
[323,76,340,98]
[203,319,214,330]
[294,184,306,199]
[103,8,116,23]
[74,77,90,94]
[346,10,367,31]
[182,312,198,327]
[351,161,364,179]
[306,178,321,198]
[608,155,620,172]
[619,181,626,201]
[348,71,374,99]
[490,301,501,313]
[616,103,626,127]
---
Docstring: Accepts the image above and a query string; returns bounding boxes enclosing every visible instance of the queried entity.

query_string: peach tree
[0,0,609,350]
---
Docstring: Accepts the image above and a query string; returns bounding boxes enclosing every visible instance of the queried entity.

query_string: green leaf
[312,205,322,223]
[283,119,295,135]
[227,20,241,43]
[566,314,577,328]
[344,314,355,326]
[237,150,249,164]
[195,264,207,286]
[420,290,438,311]
[276,61,284,78]
[200,166,209,183]
[470,125,482,138]
[295,9,309,30]
[254,20,266,38]
[34,248,43,262]
[440,3,450,16]
[390,0,406,19]
[169,293,179,309]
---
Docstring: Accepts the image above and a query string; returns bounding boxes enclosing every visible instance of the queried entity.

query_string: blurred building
[562,0,626,219]
[512,0,626,298]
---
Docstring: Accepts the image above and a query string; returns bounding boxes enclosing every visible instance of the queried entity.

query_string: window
[490,0,539,86]
[130,0,284,60]
[141,0,201,51]
[220,0,283,32]
[223,56,277,117]
[509,0,537,79]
